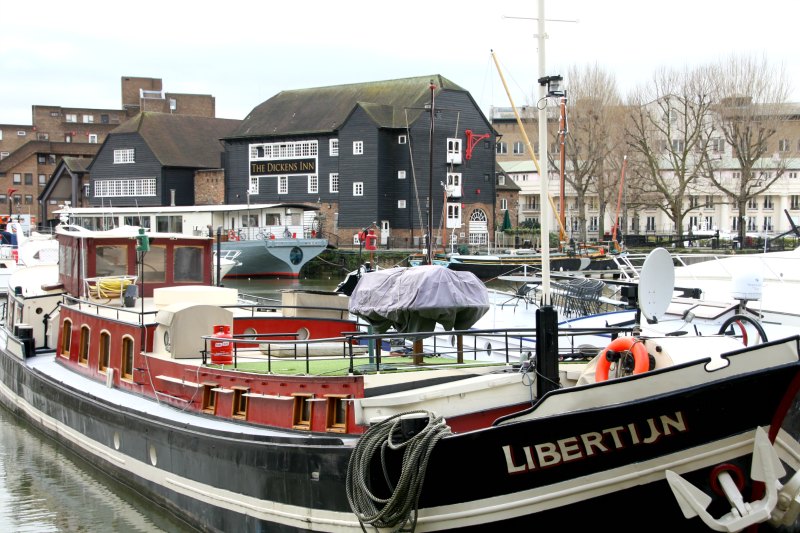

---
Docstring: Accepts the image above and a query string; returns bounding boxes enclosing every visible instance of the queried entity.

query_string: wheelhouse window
[325,395,349,433]
[60,319,72,358]
[174,246,203,282]
[292,393,313,430]
[121,336,134,381]
[142,245,166,283]
[232,387,249,419]
[98,331,110,372]
[78,325,90,365]
[96,245,129,277]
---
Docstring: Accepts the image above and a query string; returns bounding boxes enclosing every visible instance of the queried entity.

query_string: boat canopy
[348,266,489,337]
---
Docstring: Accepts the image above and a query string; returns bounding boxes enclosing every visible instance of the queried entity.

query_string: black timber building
[85,113,240,211]
[223,75,497,249]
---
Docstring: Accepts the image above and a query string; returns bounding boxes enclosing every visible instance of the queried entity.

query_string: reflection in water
[0,279,331,532]
[0,408,195,532]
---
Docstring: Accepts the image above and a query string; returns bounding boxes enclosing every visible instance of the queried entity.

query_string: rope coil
[346,411,452,532]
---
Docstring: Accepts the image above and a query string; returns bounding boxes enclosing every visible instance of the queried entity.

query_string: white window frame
[278,176,288,195]
[248,177,259,195]
[398,135,407,144]
[329,173,339,193]
[113,148,135,164]
[398,199,406,209]
[353,141,364,155]
[88,134,98,144]
[83,114,94,123]
[496,141,507,154]
[94,178,157,197]
[513,141,524,155]
[500,198,508,210]
[446,138,462,164]
[398,170,406,180]
[353,182,363,196]
[65,114,77,123]
[308,174,318,194]
[329,139,339,157]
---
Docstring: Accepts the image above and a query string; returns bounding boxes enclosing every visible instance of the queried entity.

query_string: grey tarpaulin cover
[348,265,489,338]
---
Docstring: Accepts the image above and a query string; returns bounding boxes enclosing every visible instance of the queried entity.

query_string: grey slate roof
[228,75,466,139]
[113,112,241,168]
[61,156,92,173]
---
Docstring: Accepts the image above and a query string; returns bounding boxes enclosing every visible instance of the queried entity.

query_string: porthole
[296,327,310,341]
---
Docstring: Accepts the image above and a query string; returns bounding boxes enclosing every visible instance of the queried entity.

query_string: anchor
[666,427,800,532]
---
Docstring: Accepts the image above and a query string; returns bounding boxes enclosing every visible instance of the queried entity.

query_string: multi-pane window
[747,198,758,209]
[278,176,288,194]
[353,182,363,196]
[589,216,599,231]
[329,139,338,156]
[764,196,774,209]
[446,138,462,164]
[308,175,318,194]
[513,141,524,155]
[248,176,258,194]
[250,141,318,160]
[95,178,156,197]
[83,115,94,123]
[747,216,757,231]
[329,173,339,193]
[763,216,773,231]
[646,216,656,232]
[500,198,507,210]
[792,195,800,210]
[353,141,364,155]
[65,114,77,123]
[688,196,699,208]
[446,203,461,228]
[496,141,508,154]
[779,139,790,152]
[113,148,135,164]
[671,139,685,152]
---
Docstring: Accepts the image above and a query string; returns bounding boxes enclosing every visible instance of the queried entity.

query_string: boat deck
[25,352,357,443]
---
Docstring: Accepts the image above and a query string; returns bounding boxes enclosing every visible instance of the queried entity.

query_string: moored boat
[55,202,328,278]
[0,225,800,531]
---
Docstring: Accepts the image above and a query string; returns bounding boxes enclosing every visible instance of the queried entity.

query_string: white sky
[2,0,798,125]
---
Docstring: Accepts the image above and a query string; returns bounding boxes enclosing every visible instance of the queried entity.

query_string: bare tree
[625,67,716,241]
[699,54,792,246]
[554,65,623,243]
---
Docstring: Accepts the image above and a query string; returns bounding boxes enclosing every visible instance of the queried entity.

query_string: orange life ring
[228,229,238,241]
[595,337,649,382]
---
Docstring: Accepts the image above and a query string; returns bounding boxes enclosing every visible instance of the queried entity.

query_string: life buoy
[268,233,275,240]
[228,229,238,241]
[595,337,649,382]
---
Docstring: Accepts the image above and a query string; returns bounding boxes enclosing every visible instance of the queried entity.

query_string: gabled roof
[228,75,465,139]
[61,156,92,173]
[113,112,241,168]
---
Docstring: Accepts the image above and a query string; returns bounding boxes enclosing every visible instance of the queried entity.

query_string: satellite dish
[638,247,674,322]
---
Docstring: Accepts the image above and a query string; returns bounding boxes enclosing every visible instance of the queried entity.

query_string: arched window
[98,331,111,372]
[121,336,134,381]
[78,325,90,365]
[60,319,73,358]
[468,209,488,245]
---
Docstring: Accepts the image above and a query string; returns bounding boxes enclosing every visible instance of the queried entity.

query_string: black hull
[1,335,799,531]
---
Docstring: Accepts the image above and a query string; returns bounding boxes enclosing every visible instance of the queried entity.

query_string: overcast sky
[2,0,797,125]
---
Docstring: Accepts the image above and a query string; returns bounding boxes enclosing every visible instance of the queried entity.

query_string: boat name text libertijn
[502,411,687,474]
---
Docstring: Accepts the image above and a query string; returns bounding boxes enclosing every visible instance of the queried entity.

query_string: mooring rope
[346,411,452,532]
